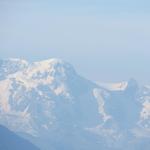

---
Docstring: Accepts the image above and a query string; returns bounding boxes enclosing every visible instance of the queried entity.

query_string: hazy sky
[0,0,150,84]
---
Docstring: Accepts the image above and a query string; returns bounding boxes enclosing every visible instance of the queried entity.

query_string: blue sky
[0,0,150,84]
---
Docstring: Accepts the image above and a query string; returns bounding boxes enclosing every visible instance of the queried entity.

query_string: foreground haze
[0,58,150,150]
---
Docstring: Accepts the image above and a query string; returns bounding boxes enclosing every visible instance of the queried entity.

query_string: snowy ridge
[97,81,128,91]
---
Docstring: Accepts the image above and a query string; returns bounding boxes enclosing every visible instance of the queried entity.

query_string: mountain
[0,124,39,150]
[0,58,149,150]
[0,58,28,80]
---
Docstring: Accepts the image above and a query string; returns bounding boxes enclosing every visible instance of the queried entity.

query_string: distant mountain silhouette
[0,125,39,150]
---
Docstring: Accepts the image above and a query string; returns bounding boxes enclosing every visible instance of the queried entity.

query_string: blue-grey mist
[0,0,150,84]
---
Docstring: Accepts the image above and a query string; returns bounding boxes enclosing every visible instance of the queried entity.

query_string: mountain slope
[0,125,39,150]
[0,58,149,150]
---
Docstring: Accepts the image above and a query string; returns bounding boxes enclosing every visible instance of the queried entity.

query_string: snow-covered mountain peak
[6,58,28,65]
[4,58,76,81]
[0,58,28,80]
[4,58,78,98]
[97,81,128,91]
[33,58,67,70]
[0,58,29,69]
[0,58,76,80]
[97,79,138,92]
[0,58,101,137]
[35,58,66,66]
[30,58,76,79]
